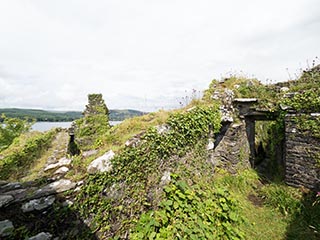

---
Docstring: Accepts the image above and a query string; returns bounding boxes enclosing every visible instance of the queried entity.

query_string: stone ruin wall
[285,114,320,191]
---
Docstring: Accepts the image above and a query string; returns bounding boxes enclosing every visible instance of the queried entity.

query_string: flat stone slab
[82,149,98,158]
[21,196,55,213]
[0,180,8,186]
[44,157,72,171]
[5,187,37,203]
[34,179,76,198]
[87,150,114,174]
[233,98,258,103]
[0,220,14,237]
[54,166,69,175]
[0,195,14,208]
[0,182,22,193]
[27,232,52,240]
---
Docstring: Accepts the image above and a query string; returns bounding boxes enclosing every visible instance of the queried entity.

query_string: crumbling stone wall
[73,94,110,150]
[83,93,109,117]
[208,121,251,173]
[285,114,320,190]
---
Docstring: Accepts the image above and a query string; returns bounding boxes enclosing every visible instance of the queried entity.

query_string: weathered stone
[124,132,145,148]
[209,121,250,173]
[54,166,69,175]
[103,182,125,200]
[0,180,8,186]
[280,87,290,92]
[285,114,320,191]
[160,171,171,186]
[155,124,170,135]
[62,199,73,207]
[125,138,141,147]
[21,196,55,212]
[82,149,98,158]
[34,179,76,198]
[3,188,35,203]
[44,157,72,171]
[1,182,22,192]
[221,114,233,123]
[211,90,220,99]
[87,150,114,174]
[0,195,14,208]
[77,180,84,186]
[28,232,52,240]
[206,139,214,151]
[0,220,14,237]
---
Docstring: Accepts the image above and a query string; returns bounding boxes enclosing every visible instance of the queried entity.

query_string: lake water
[32,121,122,132]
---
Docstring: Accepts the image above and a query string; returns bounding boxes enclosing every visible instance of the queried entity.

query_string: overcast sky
[0,0,319,112]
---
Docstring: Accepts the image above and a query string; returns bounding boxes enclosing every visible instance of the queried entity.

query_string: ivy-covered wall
[285,114,320,191]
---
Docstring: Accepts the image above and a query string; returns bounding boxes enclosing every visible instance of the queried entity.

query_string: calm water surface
[32,121,122,132]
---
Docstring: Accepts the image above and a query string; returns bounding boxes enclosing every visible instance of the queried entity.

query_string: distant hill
[0,108,146,122]
[109,109,146,121]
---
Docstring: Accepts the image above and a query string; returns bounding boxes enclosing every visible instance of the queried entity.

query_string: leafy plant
[0,129,57,179]
[259,184,303,216]
[74,105,221,238]
[131,174,245,240]
[0,114,34,151]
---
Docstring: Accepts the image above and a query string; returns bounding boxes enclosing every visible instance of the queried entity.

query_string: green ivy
[282,89,320,113]
[74,105,221,238]
[131,174,245,240]
[292,115,320,139]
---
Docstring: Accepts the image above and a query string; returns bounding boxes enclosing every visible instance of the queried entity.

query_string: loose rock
[21,196,55,213]
[34,179,76,198]
[0,195,14,208]
[155,124,170,135]
[44,157,72,171]
[82,149,98,158]
[54,166,69,175]
[28,232,52,240]
[0,180,8,186]
[206,139,215,151]
[1,182,22,192]
[87,150,114,174]
[160,171,171,186]
[0,220,14,237]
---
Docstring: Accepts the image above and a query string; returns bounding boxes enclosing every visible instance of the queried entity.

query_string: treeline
[109,109,146,121]
[0,108,145,122]
[0,108,82,122]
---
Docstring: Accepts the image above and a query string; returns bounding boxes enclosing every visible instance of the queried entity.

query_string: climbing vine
[74,105,221,238]
[131,174,245,240]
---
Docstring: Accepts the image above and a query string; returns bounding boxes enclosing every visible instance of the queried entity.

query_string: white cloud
[0,0,319,111]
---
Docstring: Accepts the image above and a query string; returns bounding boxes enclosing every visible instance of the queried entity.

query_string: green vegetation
[71,71,319,239]
[0,129,57,180]
[74,105,221,238]
[280,66,320,139]
[132,175,245,240]
[203,76,279,110]
[1,66,320,239]
[0,114,33,151]
[74,94,111,150]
